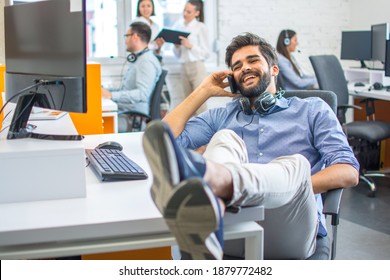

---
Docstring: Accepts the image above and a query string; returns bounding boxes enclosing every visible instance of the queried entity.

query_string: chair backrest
[283,90,337,114]
[149,69,168,120]
[309,55,349,107]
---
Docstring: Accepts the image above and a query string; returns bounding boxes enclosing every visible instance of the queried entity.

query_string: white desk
[345,68,390,101]
[0,116,264,260]
[349,85,390,102]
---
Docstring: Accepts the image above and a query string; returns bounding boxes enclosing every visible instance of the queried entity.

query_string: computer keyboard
[86,148,148,181]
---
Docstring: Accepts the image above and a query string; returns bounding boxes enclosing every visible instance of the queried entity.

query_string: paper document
[29,110,67,121]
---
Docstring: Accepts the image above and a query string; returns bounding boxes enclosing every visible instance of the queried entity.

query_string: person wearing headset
[276,29,318,90]
[102,22,162,132]
[142,33,359,260]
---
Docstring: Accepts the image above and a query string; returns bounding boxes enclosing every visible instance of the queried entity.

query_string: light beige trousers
[203,129,318,259]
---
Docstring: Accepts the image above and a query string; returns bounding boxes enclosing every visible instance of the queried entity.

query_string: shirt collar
[185,18,198,27]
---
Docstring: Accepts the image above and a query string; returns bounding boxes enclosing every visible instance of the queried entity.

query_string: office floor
[335,177,390,259]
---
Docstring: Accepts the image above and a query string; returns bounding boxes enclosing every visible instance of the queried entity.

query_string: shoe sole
[143,121,179,213]
[164,178,223,260]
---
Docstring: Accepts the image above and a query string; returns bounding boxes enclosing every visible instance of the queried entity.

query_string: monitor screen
[4,0,86,140]
[341,31,372,61]
[386,40,390,77]
[371,23,389,62]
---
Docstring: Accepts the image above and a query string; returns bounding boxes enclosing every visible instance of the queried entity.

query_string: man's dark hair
[225,33,278,68]
[136,0,156,17]
[129,22,151,43]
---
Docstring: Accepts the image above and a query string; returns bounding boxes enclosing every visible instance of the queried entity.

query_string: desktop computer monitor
[340,30,371,68]
[3,0,86,140]
[371,23,389,64]
[386,40,390,77]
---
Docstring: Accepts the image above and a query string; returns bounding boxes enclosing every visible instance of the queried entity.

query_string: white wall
[350,0,390,29]
[217,0,350,66]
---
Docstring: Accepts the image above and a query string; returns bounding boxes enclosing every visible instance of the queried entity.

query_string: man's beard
[237,70,271,98]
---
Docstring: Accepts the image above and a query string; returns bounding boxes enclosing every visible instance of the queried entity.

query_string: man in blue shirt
[143,33,359,260]
[102,22,162,132]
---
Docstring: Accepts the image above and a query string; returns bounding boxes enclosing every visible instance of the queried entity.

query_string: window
[86,0,119,57]
[88,0,218,65]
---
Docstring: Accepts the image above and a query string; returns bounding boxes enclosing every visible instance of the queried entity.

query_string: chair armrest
[322,188,343,226]
[118,110,150,119]
[338,104,362,111]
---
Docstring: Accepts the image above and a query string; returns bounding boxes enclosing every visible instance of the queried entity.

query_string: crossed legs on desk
[143,121,318,260]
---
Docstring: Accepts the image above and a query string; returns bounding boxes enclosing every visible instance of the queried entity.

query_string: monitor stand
[349,60,368,69]
[6,92,84,140]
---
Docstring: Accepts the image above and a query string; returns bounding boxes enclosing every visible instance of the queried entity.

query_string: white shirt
[172,18,210,63]
[132,16,160,51]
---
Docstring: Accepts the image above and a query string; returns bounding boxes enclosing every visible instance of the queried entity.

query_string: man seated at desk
[102,22,162,132]
[143,33,359,260]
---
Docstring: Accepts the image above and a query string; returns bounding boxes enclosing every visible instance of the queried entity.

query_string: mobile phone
[227,75,240,94]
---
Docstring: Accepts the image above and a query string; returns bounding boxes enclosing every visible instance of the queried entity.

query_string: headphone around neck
[239,89,285,115]
[283,30,291,46]
[127,48,149,63]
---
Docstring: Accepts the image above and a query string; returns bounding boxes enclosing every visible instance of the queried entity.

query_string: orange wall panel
[70,63,103,135]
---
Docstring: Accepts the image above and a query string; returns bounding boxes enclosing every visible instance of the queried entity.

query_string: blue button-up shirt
[176,96,360,236]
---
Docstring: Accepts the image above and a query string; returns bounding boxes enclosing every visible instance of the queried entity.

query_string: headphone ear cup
[373,82,383,90]
[283,37,290,46]
[254,92,276,114]
[239,97,252,115]
[127,53,137,63]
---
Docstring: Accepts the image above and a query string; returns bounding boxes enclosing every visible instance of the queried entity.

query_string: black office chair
[276,72,286,90]
[309,55,390,197]
[283,90,342,260]
[118,69,168,132]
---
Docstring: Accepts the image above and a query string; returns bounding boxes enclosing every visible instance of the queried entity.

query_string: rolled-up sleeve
[310,98,360,171]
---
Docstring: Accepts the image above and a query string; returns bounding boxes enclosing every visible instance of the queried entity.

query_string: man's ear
[271,65,279,77]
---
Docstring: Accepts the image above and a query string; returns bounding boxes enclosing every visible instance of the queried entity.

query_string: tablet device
[155,28,190,44]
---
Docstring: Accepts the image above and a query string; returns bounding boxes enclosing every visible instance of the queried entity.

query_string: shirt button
[259,152,263,157]
[260,128,264,133]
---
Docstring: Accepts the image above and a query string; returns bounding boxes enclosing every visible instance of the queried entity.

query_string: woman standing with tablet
[171,0,210,114]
